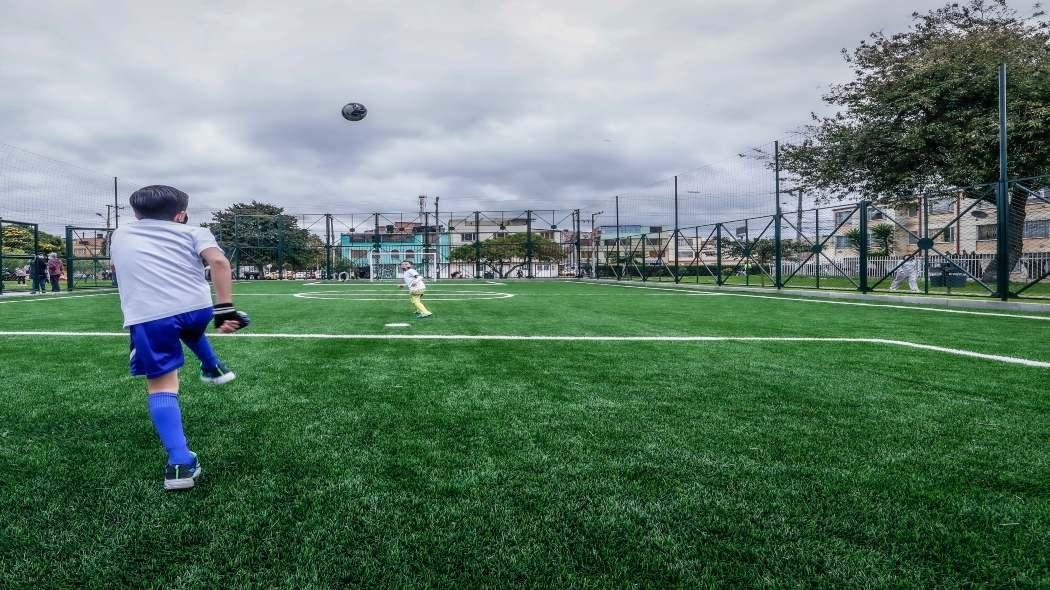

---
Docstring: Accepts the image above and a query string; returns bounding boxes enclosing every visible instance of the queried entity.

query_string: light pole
[590,211,604,278]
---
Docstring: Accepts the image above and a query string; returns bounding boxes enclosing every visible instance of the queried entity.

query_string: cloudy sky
[1,0,949,226]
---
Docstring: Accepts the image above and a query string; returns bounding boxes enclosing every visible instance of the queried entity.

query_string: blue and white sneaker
[164,453,202,491]
[200,361,236,385]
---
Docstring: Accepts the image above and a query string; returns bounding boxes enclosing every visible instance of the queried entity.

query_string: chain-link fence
[595,174,1050,299]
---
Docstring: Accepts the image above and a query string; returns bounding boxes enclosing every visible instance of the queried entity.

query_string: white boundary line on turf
[577,281,1050,321]
[0,291,118,305]
[0,331,1047,368]
[292,291,514,301]
[300,280,508,286]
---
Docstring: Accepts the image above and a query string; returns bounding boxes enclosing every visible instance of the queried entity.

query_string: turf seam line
[576,281,1050,321]
[1,331,1047,368]
[0,291,119,304]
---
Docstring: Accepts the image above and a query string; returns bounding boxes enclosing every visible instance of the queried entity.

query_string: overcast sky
[1,0,950,226]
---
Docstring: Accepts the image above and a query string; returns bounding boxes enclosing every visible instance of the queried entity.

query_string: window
[405,250,415,261]
[390,250,401,259]
[908,233,920,244]
[736,226,747,238]
[928,199,954,214]
[902,205,919,217]
[1025,220,1050,239]
[977,224,997,241]
[834,236,851,249]
[940,227,954,243]
[648,226,663,234]
[833,210,853,225]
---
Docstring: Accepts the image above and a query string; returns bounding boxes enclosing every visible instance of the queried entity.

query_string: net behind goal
[370,252,438,282]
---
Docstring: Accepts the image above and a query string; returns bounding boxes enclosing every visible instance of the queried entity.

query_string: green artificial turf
[1,280,1048,588]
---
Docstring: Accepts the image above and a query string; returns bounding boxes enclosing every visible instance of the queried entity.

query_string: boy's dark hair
[129,185,190,220]
[401,260,414,266]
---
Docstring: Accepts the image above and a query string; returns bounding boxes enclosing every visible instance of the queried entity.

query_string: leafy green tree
[204,202,320,271]
[778,0,1050,281]
[2,224,63,255]
[844,223,896,255]
[449,233,565,278]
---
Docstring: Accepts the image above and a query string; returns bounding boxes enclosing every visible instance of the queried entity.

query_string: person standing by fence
[29,254,48,294]
[14,265,27,285]
[46,252,65,293]
[890,255,920,292]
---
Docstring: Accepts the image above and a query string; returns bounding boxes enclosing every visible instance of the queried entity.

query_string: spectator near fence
[46,252,64,292]
[890,256,920,292]
[14,265,27,285]
[29,254,48,294]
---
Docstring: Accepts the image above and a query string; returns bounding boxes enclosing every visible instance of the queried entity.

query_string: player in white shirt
[110,185,250,491]
[399,260,432,318]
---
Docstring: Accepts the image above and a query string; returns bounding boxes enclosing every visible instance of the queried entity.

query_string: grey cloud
[1,0,949,229]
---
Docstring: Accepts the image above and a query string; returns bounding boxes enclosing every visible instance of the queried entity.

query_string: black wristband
[213,303,238,328]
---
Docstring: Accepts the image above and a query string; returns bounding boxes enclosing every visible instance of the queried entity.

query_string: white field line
[0,331,1047,368]
[0,291,118,305]
[577,281,1050,321]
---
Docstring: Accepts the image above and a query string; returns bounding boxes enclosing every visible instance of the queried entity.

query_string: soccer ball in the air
[341,102,367,122]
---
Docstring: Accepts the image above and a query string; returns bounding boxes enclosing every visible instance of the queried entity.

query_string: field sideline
[1,279,1048,588]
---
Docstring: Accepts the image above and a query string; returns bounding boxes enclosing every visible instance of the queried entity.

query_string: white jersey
[403,268,425,292]
[110,219,219,327]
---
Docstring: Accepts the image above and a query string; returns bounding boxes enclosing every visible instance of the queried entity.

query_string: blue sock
[183,334,220,370]
[147,392,194,465]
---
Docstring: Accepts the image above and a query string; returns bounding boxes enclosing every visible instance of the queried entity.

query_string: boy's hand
[213,303,251,333]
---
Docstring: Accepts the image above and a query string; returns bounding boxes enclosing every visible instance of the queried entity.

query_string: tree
[203,202,320,271]
[2,224,63,255]
[844,224,897,256]
[778,0,1050,283]
[449,233,565,278]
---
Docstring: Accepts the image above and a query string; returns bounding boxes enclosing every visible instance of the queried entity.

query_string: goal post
[370,252,438,282]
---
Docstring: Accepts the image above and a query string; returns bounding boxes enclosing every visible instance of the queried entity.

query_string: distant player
[399,260,432,318]
[890,255,920,292]
[110,185,250,491]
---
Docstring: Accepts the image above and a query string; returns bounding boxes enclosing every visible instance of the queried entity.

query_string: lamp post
[590,211,604,279]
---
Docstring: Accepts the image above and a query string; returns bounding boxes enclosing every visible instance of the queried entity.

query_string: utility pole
[591,210,604,279]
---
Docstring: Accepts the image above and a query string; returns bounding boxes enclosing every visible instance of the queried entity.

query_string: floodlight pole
[113,177,120,229]
[590,210,603,279]
[996,62,1010,301]
[474,211,481,279]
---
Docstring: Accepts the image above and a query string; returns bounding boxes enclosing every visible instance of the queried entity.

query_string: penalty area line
[0,331,1047,368]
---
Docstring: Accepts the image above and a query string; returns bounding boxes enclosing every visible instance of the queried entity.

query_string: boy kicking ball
[111,185,250,491]
[399,260,432,319]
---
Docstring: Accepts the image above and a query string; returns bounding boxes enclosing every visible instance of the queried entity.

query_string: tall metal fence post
[276,215,285,280]
[773,141,782,289]
[433,197,440,279]
[673,176,680,283]
[324,213,333,280]
[474,211,481,279]
[996,62,1010,301]
[424,211,430,277]
[373,213,381,277]
[232,215,240,278]
[574,209,582,277]
[615,196,621,280]
[640,232,648,282]
[922,195,930,295]
[64,226,74,291]
[715,224,723,286]
[526,209,533,278]
[858,201,869,292]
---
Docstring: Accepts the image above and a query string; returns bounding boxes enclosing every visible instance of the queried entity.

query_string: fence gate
[65,226,114,290]
[0,219,40,295]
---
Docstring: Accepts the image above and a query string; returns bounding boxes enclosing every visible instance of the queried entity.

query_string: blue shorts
[129,308,213,378]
